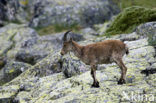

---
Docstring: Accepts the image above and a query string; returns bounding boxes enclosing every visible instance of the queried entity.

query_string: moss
[35,23,82,36]
[105,6,156,36]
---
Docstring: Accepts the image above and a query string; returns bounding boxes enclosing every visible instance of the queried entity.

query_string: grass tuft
[35,23,82,36]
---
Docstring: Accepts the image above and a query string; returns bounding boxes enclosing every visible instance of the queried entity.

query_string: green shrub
[105,6,156,36]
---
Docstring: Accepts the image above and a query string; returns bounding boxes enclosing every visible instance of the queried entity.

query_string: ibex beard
[61,31,129,88]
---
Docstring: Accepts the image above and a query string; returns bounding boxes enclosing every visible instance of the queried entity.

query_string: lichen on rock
[0,29,156,102]
[136,22,156,46]
[0,7,156,102]
[0,61,31,86]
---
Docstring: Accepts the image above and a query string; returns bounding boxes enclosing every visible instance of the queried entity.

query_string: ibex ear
[63,30,72,42]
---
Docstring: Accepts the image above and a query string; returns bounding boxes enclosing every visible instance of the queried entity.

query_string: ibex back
[61,31,129,87]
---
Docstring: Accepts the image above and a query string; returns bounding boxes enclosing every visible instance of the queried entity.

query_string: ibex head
[61,30,73,55]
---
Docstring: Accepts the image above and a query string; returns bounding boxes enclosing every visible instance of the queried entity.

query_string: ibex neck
[72,41,83,58]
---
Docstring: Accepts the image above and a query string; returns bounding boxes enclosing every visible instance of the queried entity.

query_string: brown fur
[61,31,129,87]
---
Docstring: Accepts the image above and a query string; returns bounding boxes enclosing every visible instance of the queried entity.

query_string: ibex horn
[63,30,72,41]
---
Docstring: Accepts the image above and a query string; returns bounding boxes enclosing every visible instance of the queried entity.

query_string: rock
[0,24,39,58]
[0,56,6,70]
[0,24,17,57]
[0,22,156,102]
[0,0,7,26]
[136,22,156,46]
[60,31,85,42]
[0,24,55,65]
[80,28,98,39]
[7,51,88,81]
[0,98,19,103]
[0,0,23,24]
[146,74,156,87]
[15,52,62,78]
[15,37,53,65]
[105,6,156,36]
[0,0,36,25]
[28,0,119,28]
[62,54,88,78]
[0,61,31,86]
[0,1,156,102]
[40,31,84,49]
[0,73,65,103]
[96,20,114,36]
[141,68,156,76]
[116,32,140,41]
[126,75,135,83]
[69,32,85,42]
[135,22,156,74]
[0,85,20,100]
[81,28,98,36]
[150,63,156,68]
[0,24,48,65]
[0,33,155,102]
[0,24,85,67]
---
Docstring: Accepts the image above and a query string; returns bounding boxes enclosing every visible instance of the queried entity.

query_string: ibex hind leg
[91,65,100,88]
[114,57,127,85]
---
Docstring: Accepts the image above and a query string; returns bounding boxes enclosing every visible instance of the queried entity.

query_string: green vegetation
[35,23,82,36]
[112,0,156,10]
[105,6,156,36]
[7,20,22,25]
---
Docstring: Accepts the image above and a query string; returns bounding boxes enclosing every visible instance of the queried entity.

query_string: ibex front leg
[91,65,100,87]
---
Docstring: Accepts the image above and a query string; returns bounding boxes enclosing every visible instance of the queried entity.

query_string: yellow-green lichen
[9,68,15,73]
[0,85,20,98]
[19,0,29,6]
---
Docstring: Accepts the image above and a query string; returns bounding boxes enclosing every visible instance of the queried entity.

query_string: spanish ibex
[61,31,129,87]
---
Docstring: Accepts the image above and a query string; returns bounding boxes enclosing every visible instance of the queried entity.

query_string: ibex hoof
[118,79,126,85]
[91,82,100,88]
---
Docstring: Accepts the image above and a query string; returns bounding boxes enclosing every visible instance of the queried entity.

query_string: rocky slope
[0,1,156,102]
[0,0,119,28]
[0,21,156,103]
[0,23,85,86]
